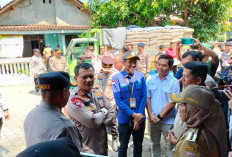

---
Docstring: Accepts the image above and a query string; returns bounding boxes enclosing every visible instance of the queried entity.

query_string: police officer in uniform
[30,49,46,92]
[67,63,115,156]
[49,49,69,72]
[24,72,82,151]
[96,55,119,152]
[136,43,151,77]
[169,85,227,157]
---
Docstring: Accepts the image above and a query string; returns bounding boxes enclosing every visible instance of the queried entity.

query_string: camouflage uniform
[67,87,115,155]
[49,56,69,72]
[136,52,151,75]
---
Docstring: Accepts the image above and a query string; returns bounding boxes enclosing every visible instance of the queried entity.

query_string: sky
[0,0,88,7]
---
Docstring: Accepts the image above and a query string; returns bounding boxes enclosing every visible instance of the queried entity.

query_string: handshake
[132,113,144,131]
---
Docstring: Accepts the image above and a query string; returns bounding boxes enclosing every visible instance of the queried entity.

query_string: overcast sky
[0,0,88,7]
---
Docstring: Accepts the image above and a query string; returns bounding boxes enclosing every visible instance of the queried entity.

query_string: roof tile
[0,24,92,31]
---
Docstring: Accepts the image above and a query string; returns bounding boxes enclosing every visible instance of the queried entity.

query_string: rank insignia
[93,89,99,93]
[71,97,82,108]
[78,89,85,96]
[186,152,195,157]
[185,147,198,153]
[96,93,102,97]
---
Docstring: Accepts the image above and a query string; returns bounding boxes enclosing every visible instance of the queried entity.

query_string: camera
[215,76,231,85]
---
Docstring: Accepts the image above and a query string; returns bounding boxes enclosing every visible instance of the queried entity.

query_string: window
[43,0,45,3]
[49,0,51,4]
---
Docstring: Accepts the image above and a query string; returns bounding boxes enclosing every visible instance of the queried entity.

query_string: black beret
[38,72,70,90]
[16,137,81,157]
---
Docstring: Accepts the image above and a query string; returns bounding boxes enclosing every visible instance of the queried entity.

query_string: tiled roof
[0,25,92,31]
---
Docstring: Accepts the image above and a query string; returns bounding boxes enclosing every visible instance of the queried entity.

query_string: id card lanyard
[126,75,135,98]
[126,75,136,109]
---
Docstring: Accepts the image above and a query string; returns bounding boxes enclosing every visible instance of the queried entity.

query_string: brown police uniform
[49,56,69,72]
[136,52,151,75]
[67,87,115,155]
[43,47,52,63]
[172,128,210,157]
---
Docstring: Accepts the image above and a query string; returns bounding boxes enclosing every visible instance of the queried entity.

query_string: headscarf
[185,99,227,157]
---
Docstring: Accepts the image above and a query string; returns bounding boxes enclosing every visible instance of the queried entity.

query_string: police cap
[16,137,81,157]
[137,43,145,47]
[38,72,70,90]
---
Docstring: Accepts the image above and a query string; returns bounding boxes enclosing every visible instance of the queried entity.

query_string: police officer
[67,63,115,156]
[43,44,52,65]
[96,55,119,152]
[136,43,151,77]
[24,72,82,151]
[112,51,147,157]
[17,137,81,157]
[49,49,69,72]
[169,85,227,157]
[30,49,46,92]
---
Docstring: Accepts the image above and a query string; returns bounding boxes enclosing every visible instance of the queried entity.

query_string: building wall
[44,34,59,50]
[54,0,91,25]
[0,0,91,25]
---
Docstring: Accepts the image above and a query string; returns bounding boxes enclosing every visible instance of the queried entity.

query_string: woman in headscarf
[169,85,227,157]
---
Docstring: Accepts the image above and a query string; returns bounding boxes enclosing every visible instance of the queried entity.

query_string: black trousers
[118,121,145,157]
[34,78,39,92]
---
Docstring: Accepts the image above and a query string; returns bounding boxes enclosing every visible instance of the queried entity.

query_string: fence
[0,58,33,86]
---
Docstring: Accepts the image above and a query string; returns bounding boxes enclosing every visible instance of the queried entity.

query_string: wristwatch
[157,114,163,120]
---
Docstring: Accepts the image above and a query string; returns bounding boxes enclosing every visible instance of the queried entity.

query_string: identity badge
[130,98,136,109]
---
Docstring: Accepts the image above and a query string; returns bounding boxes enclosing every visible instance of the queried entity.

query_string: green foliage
[88,0,156,27]
[87,0,232,42]
[17,68,30,77]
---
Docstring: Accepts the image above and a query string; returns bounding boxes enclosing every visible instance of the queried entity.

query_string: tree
[86,0,232,42]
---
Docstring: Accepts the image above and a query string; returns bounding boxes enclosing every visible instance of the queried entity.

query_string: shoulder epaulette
[186,128,199,142]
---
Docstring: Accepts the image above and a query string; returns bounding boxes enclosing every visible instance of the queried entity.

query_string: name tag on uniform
[130,98,136,109]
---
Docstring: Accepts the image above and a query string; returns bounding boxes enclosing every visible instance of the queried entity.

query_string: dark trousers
[111,105,118,137]
[118,121,145,157]
[34,78,39,92]
[0,118,3,138]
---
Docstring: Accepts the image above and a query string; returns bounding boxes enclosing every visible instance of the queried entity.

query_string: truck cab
[65,38,99,77]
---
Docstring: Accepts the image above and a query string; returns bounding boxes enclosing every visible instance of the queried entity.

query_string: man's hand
[133,119,140,131]
[132,113,144,122]
[154,116,160,123]
[193,39,202,47]
[34,73,38,78]
[149,114,157,124]
[4,110,10,120]
[176,41,183,49]
[166,130,177,145]
[148,114,160,124]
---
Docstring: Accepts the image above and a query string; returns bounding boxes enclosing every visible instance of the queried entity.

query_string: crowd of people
[2,39,232,157]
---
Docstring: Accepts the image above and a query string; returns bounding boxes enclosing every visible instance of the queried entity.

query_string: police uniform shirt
[172,128,210,157]
[136,52,151,75]
[49,56,69,72]
[30,55,46,75]
[96,68,119,105]
[24,101,82,151]
[67,87,115,154]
